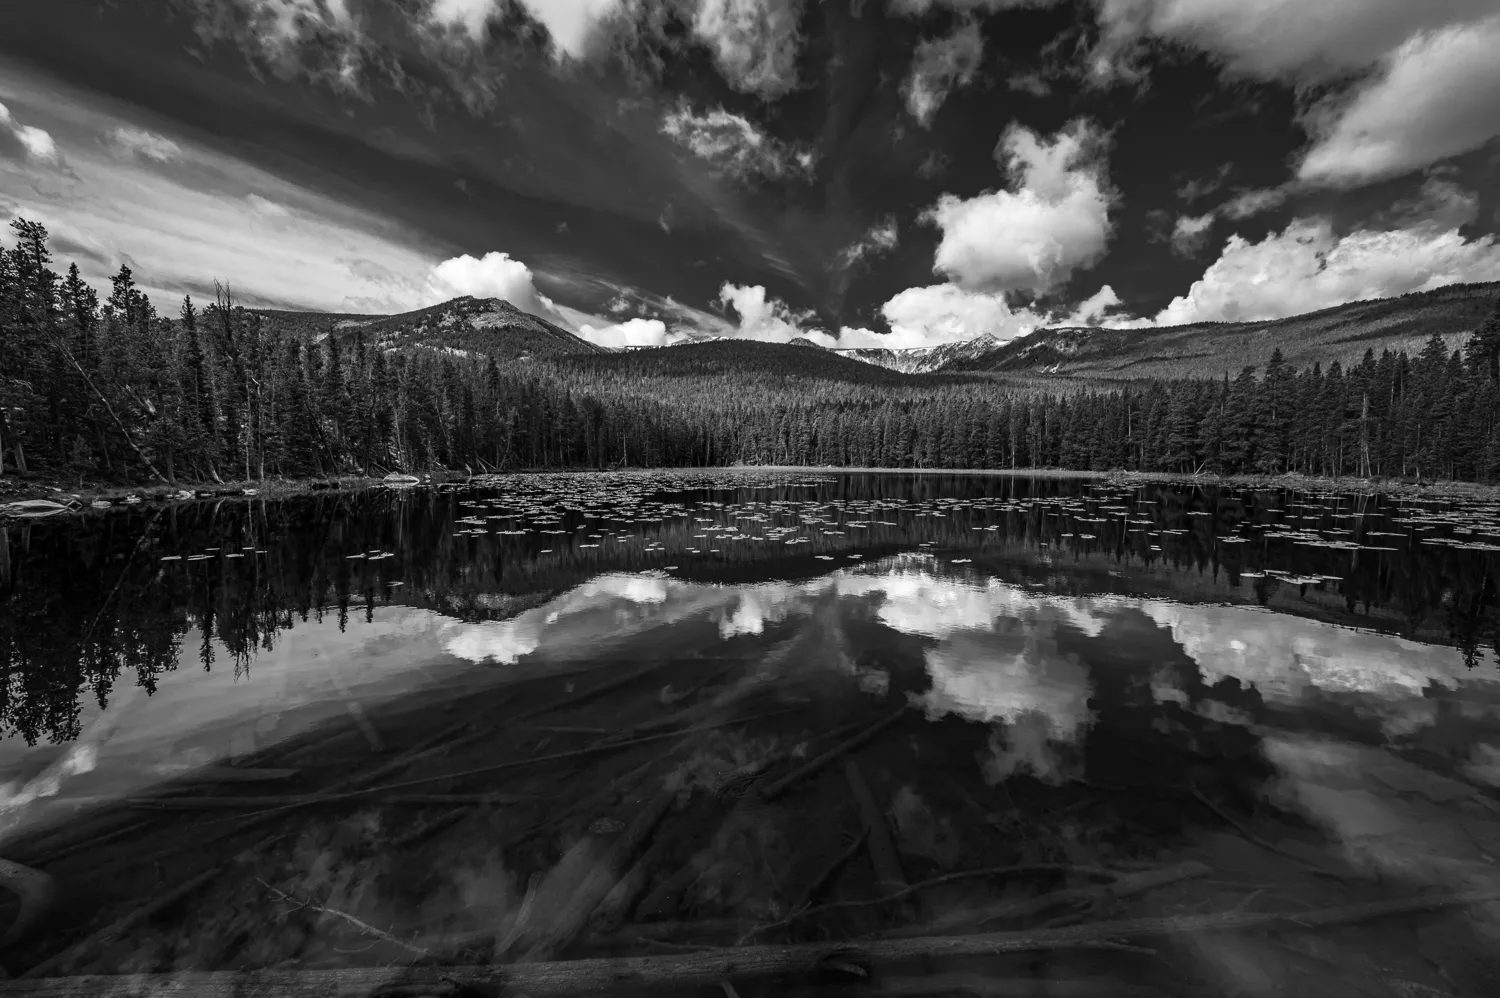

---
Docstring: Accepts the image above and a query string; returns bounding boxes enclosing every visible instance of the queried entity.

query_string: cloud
[920,120,1115,294]
[1218,187,1286,219]
[1151,216,1500,326]
[1093,0,1497,82]
[850,281,1129,348]
[107,126,182,163]
[246,193,291,217]
[425,251,577,326]
[890,0,1059,16]
[576,317,685,348]
[917,151,951,179]
[1088,2,1500,185]
[1171,212,1215,256]
[837,216,899,268]
[1062,284,1124,325]
[1295,15,1500,187]
[425,0,501,42]
[1378,175,1481,231]
[661,101,815,181]
[902,17,984,128]
[1176,163,1231,203]
[1007,72,1051,97]
[690,0,804,100]
[875,283,1044,348]
[0,101,60,165]
[717,282,821,342]
[175,0,368,93]
[427,0,621,59]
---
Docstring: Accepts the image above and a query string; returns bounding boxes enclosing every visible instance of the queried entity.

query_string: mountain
[836,336,1004,374]
[939,281,1500,381]
[254,296,607,361]
[558,337,934,386]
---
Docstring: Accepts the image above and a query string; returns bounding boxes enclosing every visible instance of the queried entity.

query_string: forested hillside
[946,281,1499,381]
[3,218,1500,485]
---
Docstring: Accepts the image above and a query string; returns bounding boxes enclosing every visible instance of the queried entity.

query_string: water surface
[1,471,1498,996]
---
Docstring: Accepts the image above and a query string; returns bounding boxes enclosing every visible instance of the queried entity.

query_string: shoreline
[734,466,1500,498]
[3,465,1496,516]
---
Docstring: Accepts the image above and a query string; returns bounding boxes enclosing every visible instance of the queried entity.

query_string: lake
[1,470,1498,997]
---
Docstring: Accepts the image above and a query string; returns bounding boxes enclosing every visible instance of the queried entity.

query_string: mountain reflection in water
[0,471,1498,996]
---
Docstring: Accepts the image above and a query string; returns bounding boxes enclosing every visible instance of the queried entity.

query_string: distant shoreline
[4,465,1497,516]
[729,466,1500,497]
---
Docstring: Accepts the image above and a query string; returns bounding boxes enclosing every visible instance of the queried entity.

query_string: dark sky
[1,0,1497,349]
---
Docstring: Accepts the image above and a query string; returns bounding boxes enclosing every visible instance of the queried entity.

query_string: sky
[2,0,1500,350]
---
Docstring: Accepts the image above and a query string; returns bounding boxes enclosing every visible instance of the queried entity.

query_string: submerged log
[5,888,1499,996]
[0,860,56,946]
[511,777,683,963]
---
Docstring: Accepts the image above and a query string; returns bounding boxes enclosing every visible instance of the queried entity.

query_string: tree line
[4,218,1500,485]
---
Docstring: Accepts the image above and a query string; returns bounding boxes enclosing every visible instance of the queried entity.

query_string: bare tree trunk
[51,339,166,484]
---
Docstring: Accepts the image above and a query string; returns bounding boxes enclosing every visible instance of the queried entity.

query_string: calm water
[1,471,1499,996]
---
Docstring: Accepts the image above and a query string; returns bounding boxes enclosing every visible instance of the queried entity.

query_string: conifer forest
[4,219,1500,486]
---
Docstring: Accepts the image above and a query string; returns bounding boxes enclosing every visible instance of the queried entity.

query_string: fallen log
[152,766,300,783]
[5,887,1498,995]
[878,861,1211,939]
[872,974,1170,998]
[120,792,530,810]
[365,708,797,797]
[0,859,56,946]
[512,776,684,963]
[16,830,286,980]
[758,705,907,801]
[844,759,909,903]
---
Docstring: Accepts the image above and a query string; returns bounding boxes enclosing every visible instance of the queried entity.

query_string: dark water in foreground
[1,471,1499,996]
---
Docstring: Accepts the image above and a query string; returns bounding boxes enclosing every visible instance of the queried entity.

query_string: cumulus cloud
[690,0,804,100]
[424,251,576,326]
[837,216,899,268]
[717,282,821,342]
[876,284,1042,348]
[661,101,815,181]
[853,281,1129,347]
[1171,212,1215,256]
[0,100,59,165]
[920,120,1115,294]
[1295,15,1500,187]
[425,0,500,40]
[576,317,687,348]
[107,126,181,163]
[710,280,1112,352]
[427,0,621,59]
[1062,284,1124,325]
[902,17,984,128]
[1150,216,1500,326]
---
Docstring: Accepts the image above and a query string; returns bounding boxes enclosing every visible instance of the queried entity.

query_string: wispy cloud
[0,67,448,313]
[838,217,899,268]
[902,17,985,127]
[107,126,182,163]
[661,101,816,182]
[0,100,61,166]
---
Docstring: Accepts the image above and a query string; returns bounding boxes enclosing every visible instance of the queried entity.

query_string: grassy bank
[0,473,414,511]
